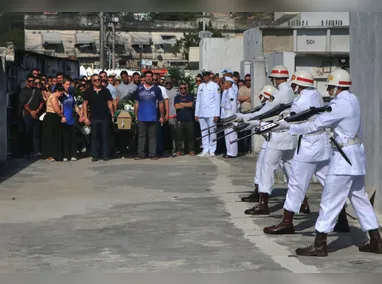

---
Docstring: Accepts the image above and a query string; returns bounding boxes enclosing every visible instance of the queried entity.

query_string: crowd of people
[17,67,252,162]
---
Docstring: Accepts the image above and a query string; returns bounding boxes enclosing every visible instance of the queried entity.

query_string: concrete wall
[243,28,263,61]
[199,37,243,73]
[349,12,382,213]
[0,56,7,162]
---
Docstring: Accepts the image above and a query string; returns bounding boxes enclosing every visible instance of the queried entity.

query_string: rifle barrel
[212,128,235,142]
[230,130,257,144]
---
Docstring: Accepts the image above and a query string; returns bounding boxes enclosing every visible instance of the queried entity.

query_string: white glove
[232,113,244,122]
[272,120,290,132]
[279,109,291,118]
[242,120,261,131]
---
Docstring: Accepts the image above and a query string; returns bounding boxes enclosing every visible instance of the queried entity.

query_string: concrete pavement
[0,154,381,272]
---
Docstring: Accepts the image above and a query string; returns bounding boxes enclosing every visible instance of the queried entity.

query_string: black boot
[244,193,270,215]
[334,206,350,233]
[295,231,328,257]
[359,229,382,254]
[263,209,295,234]
[299,196,311,214]
[241,184,260,202]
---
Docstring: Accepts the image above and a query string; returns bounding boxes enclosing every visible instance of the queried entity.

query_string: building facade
[24,13,256,70]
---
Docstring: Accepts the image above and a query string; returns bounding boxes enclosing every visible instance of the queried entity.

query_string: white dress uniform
[290,90,379,233]
[283,89,333,213]
[254,135,269,185]
[195,81,221,154]
[245,82,296,195]
[221,86,238,157]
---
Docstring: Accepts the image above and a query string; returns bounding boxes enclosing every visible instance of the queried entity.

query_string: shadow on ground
[0,158,38,184]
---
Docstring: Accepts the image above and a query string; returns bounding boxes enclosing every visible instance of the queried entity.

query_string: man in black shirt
[83,74,114,162]
[174,82,195,156]
[19,73,45,158]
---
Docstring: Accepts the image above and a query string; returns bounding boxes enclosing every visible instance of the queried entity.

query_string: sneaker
[63,158,68,162]
[81,147,87,153]
[71,157,77,161]
[150,155,159,160]
[46,157,55,162]
[209,153,216,157]
[134,156,144,160]
[198,152,209,157]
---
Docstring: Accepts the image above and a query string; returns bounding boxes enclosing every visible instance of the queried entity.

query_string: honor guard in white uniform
[195,70,221,157]
[238,65,297,215]
[275,69,382,256]
[221,68,238,94]
[262,70,334,234]
[241,85,278,202]
[220,77,238,158]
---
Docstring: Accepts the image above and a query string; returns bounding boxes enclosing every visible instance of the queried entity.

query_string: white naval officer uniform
[221,85,238,157]
[195,80,221,154]
[254,135,269,185]
[244,82,297,195]
[283,89,333,213]
[289,90,379,233]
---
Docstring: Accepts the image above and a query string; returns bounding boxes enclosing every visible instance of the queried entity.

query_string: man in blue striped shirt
[134,70,164,160]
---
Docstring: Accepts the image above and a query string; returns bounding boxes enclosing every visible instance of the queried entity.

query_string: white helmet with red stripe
[291,70,315,88]
[259,85,277,100]
[268,65,289,79]
[326,69,351,87]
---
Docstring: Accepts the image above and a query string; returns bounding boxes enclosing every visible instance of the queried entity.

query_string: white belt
[333,137,361,148]
[304,130,325,137]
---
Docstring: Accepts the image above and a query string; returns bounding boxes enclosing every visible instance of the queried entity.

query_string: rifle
[199,103,265,132]
[241,103,266,114]
[248,102,293,121]
[199,114,237,132]
[212,122,250,142]
[229,105,332,144]
[197,122,234,140]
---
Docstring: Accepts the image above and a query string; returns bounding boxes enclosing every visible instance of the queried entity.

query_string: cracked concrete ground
[0,154,381,273]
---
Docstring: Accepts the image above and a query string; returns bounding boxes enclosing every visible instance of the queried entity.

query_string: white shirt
[289,89,333,162]
[220,87,237,118]
[195,81,221,118]
[245,82,296,150]
[156,85,168,108]
[290,90,365,175]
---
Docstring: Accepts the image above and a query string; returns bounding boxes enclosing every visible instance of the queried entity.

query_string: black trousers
[138,121,156,157]
[62,124,77,159]
[23,114,41,155]
[176,120,195,153]
[41,113,62,160]
[91,119,110,159]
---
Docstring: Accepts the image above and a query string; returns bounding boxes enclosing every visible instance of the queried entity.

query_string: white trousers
[224,128,238,157]
[284,159,329,213]
[199,117,217,154]
[254,148,266,185]
[315,175,379,233]
[259,148,295,195]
